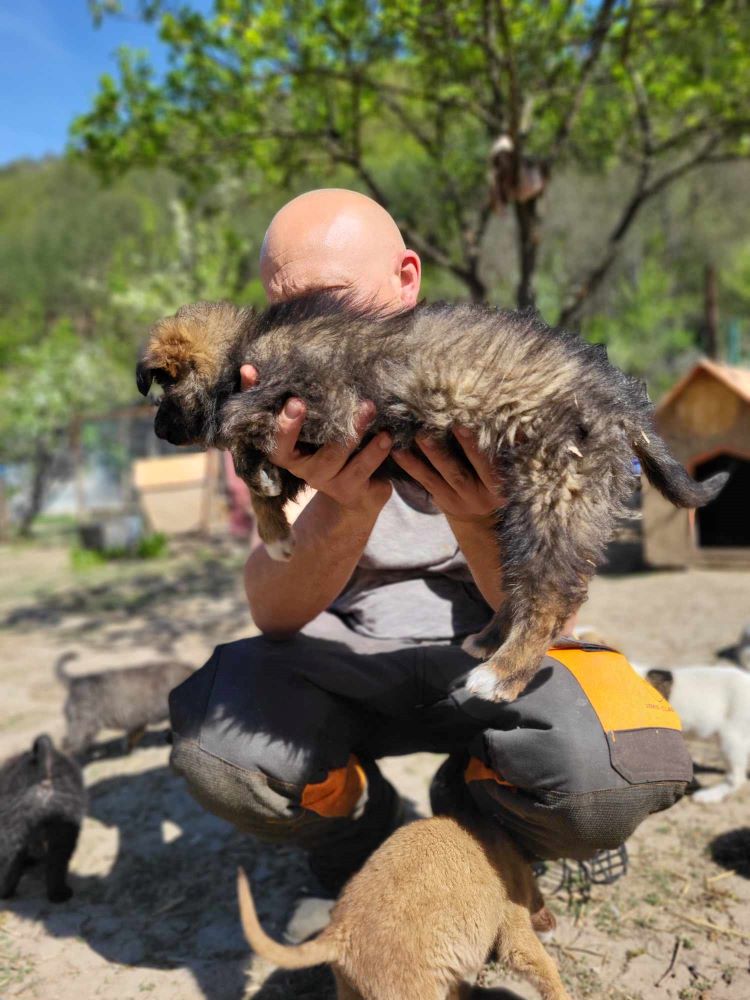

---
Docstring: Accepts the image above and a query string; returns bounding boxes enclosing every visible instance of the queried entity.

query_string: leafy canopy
[75,1,750,314]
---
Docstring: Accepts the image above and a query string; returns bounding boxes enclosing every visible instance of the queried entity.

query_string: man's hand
[391,428,504,523]
[240,365,392,513]
[392,428,506,609]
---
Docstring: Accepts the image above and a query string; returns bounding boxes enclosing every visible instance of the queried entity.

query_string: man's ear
[399,249,421,309]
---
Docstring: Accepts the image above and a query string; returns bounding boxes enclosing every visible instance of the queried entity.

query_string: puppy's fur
[55,652,193,756]
[138,294,726,702]
[0,735,85,902]
[640,664,750,804]
[237,815,571,1000]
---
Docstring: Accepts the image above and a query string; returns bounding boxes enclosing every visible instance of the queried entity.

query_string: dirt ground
[0,537,748,1000]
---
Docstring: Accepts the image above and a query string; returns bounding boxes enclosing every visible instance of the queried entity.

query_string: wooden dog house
[132,449,227,536]
[642,359,750,568]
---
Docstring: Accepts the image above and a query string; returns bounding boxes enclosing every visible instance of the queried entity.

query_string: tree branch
[548,0,619,165]
[558,132,725,327]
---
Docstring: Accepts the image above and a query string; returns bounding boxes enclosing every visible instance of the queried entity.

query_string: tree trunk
[465,269,487,303]
[18,443,54,537]
[514,199,541,309]
[702,263,719,359]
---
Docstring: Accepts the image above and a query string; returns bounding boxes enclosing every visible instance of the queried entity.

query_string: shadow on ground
[0,544,249,655]
[5,762,310,1000]
[709,828,750,879]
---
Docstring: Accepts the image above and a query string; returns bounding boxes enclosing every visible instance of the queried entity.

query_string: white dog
[637,664,750,804]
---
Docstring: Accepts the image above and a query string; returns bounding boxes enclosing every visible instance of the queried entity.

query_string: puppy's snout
[154,403,190,445]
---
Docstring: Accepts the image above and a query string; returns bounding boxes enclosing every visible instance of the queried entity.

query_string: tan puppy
[237,815,571,1000]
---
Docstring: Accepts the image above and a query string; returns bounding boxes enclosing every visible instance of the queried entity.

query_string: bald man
[169,190,691,898]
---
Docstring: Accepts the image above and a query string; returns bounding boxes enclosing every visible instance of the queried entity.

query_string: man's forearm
[446,515,505,611]
[245,491,384,635]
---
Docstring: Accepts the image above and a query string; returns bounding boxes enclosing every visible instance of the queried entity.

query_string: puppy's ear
[646,669,673,701]
[136,358,154,396]
[141,316,211,386]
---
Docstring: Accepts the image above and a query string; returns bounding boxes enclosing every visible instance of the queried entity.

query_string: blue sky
[0,1,199,166]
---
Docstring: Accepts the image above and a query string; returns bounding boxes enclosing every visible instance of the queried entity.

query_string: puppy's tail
[633,429,728,508]
[237,868,338,970]
[31,734,56,778]
[54,651,78,686]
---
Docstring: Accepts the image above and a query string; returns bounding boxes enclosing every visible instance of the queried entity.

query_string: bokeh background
[0,3,748,1000]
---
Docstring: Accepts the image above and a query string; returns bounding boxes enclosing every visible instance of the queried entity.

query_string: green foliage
[0,156,278,531]
[135,531,169,559]
[76,1,750,314]
[585,259,696,396]
[70,530,168,570]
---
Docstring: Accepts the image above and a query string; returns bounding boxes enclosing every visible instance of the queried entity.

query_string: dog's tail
[633,429,728,509]
[54,651,78,686]
[237,868,338,970]
[31,734,56,778]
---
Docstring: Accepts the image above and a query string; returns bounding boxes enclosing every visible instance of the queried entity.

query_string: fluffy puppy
[137,294,726,702]
[237,815,571,1000]
[0,734,85,902]
[641,664,750,804]
[55,652,194,756]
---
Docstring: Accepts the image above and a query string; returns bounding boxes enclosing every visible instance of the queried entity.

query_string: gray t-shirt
[329,480,493,643]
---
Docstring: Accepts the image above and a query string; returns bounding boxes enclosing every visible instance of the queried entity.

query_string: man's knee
[467,777,687,860]
[168,636,368,839]
[463,647,693,859]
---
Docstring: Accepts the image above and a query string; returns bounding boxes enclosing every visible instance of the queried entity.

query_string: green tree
[75,0,750,321]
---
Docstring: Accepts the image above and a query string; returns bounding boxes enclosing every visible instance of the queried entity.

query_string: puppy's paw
[265,531,296,562]
[692,783,732,804]
[257,466,282,498]
[465,663,526,703]
[531,905,557,943]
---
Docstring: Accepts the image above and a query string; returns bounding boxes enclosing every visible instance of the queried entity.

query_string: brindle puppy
[55,652,194,756]
[137,294,726,702]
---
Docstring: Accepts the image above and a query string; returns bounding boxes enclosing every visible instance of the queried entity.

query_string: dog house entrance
[694,453,750,548]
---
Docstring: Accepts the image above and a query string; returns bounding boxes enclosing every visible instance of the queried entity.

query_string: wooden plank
[132,453,208,489]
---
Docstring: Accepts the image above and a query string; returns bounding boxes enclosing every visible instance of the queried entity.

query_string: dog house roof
[657,358,750,413]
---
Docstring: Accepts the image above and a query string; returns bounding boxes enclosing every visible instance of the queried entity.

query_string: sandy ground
[0,537,748,1000]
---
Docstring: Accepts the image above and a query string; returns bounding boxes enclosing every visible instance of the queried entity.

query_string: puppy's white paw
[462,633,489,660]
[266,533,295,562]
[464,664,515,703]
[258,468,282,497]
[535,928,557,945]
[465,662,529,703]
[692,783,732,804]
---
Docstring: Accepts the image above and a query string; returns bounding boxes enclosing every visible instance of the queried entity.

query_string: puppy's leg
[463,584,574,703]
[251,494,295,561]
[693,732,749,803]
[43,817,79,903]
[332,972,365,1000]
[230,442,296,560]
[126,725,147,753]
[1,848,28,899]
[497,913,571,1000]
[254,461,283,498]
[464,470,601,702]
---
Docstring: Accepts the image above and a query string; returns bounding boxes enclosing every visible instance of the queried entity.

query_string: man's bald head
[260,189,420,310]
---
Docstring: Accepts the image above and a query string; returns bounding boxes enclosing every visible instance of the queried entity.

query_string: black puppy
[0,734,85,902]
